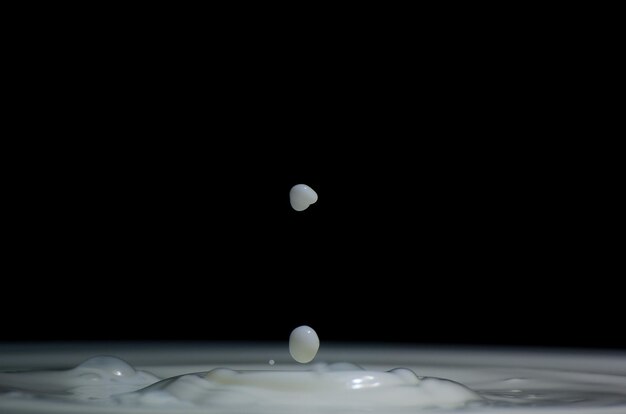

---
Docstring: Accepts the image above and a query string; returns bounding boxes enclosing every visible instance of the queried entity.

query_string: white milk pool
[1,342,625,414]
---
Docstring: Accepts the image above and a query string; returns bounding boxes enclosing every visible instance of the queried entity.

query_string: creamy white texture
[0,356,158,401]
[119,362,479,410]
[2,346,626,413]
[289,184,318,211]
[0,358,479,412]
[289,325,320,363]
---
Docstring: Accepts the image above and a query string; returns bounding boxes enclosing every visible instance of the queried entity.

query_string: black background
[2,12,621,349]
[3,141,620,349]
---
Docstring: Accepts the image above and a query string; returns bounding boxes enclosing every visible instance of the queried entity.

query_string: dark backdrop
[2,15,619,349]
[3,141,619,349]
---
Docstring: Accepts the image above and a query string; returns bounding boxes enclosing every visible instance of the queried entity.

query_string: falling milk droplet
[290,184,318,211]
[289,325,320,363]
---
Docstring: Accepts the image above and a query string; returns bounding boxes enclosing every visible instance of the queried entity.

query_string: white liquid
[0,354,477,412]
[289,184,318,211]
[289,325,320,363]
[119,362,478,410]
[2,343,626,413]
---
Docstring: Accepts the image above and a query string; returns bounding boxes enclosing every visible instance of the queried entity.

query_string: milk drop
[289,184,318,211]
[2,180,626,413]
[289,325,320,363]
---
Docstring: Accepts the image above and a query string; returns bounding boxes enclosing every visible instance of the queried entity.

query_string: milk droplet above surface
[289,184,318,211]
[289,325,320,363]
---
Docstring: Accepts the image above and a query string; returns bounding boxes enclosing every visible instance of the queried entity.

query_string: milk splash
[0,327,481,413]
[2,344,626,414]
